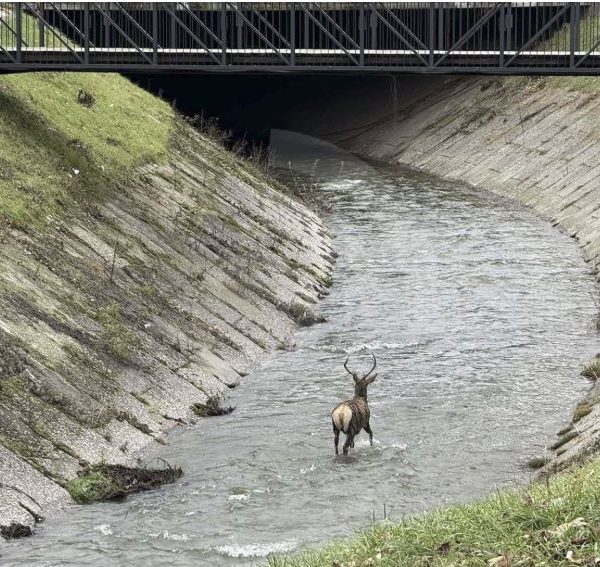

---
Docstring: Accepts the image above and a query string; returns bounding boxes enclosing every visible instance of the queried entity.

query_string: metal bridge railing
[0,3,600,73]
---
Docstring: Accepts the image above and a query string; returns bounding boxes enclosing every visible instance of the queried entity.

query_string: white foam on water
[228,493,250,502]
[93,524,112,536]
[148,530,191,541]
[215,540,298,558]
[312,340,434,354]
[300,463,316,474]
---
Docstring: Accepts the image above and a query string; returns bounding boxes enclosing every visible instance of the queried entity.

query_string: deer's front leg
[364,423,374,446]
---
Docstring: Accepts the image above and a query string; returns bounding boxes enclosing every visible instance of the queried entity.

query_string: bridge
[1,3,600,74]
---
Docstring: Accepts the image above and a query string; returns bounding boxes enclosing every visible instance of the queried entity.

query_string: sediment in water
[340,75,600,474]
[0,73,333,538]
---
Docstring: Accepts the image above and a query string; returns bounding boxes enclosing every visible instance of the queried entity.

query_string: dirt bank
[0,73,333,538]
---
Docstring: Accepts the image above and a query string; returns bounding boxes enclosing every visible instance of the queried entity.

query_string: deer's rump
[331,399,369,434]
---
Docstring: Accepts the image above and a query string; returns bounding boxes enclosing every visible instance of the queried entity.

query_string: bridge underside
[2,3,600,75]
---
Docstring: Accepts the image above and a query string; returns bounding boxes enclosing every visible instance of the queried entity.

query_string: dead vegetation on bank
[67,462,182,504]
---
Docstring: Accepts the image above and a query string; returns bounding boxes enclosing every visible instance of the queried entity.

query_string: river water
[3,132,598,566]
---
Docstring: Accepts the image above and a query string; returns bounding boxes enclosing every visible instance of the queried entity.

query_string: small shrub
[281,301,326,327]
[192,395,234,417]
[527,456,549,470]
[581,357,600,380]
[77,89,95,108]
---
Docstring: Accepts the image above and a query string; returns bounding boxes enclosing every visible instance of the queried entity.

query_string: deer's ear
[365,373,378,384]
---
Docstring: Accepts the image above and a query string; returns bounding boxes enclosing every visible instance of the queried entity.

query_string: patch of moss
[550,430,579,451]
[97,303,141,362]
[573,401,594,423]
[67,471,115,504]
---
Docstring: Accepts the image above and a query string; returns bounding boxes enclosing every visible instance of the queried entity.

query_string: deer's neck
[353,393,368,404]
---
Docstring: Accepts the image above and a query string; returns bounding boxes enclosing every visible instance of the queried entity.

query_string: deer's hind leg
[343,432,355,455]
[333,425,340,455]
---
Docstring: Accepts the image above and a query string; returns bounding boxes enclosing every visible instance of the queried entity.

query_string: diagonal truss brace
[48,2,94,47]
[93,3,152,64]
[164,4,221,64]
[300,5,359,65]
[24,2,83,62]
[228,3,289,64]
[368,4,429,66]
[505,4,569,66]
[434,4,501,67]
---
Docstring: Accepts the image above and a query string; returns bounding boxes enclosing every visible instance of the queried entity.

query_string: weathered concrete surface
[0,124,333,537]
[341,75,600,474]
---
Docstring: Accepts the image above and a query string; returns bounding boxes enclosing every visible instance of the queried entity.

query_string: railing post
[570,2,580,68]
[152,2,158,65]
[437,2,443,50]
[304,8,309,49]
[236,7,242,48]
[359,4,364,66]
[290,4,295,66]
[15,2,21,62]
[370,9,377,49]
[84,3,90,63]
[499,3,505,68]
[103,5,110,48]
[221,3,227,65]
[170,4,176,48]
[38,2,44,47]
[429,4,434,67]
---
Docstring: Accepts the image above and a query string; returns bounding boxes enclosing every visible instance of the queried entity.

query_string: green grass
[0,71,173,228]
[270,458,600,566]
[67,471,115,504]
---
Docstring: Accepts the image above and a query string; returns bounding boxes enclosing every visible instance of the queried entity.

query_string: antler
[363,352,377,379]
[343,355,355,377]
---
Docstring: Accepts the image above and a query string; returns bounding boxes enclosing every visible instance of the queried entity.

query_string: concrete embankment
[340,75,600,474]
[0,73,333,537]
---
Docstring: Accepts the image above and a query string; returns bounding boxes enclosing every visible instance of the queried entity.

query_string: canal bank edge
[0,73,333,539]
[342,75,600,475]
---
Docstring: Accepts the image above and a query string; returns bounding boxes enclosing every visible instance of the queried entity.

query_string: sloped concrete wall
[0,124,333,536]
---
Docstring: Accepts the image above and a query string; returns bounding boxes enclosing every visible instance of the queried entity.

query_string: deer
[331,352,377,455]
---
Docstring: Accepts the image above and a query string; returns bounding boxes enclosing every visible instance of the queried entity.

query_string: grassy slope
[0,72,173,227]
[272,458,600,566]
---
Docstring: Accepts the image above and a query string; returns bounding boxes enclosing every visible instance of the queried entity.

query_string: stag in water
[331,352,377,455]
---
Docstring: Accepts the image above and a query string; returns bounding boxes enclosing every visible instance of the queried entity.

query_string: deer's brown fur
[331,353,377,455]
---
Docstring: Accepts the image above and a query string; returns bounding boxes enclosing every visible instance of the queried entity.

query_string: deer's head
[344,352,377,400]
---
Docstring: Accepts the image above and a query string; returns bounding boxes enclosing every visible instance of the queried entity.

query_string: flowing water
[3,132,599,566]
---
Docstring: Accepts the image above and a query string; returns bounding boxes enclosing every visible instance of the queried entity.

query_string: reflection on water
[2,131,598,566]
